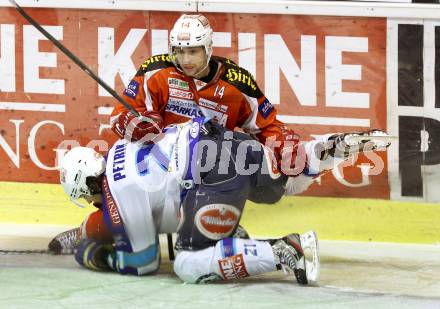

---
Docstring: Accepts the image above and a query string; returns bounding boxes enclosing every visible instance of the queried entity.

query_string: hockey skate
[48,227,80,255]
[271,230,320,285]
[328,129,394,159]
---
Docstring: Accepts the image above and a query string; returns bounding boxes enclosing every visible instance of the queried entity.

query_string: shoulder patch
[123,80,139,99]
[220,58,263,98]
[258,98,274,119]
[136,54,174,76]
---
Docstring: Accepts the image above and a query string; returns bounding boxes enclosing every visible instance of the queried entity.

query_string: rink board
[0,2,440,202]
[1,181,439,244]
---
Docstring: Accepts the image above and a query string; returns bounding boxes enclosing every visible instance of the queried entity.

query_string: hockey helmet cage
[59,147,106,205]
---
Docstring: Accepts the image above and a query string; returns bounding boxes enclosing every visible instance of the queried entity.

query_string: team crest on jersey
[258,98,274,119]
[195,204,240,240]
[165,98,203,118]
[195,80,206,89]
[168,78,189,90]
[124,80,139,99]
[169,88,194,100]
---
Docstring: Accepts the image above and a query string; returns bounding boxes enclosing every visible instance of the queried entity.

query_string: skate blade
[344,134,398,147]
[300,230,320,284]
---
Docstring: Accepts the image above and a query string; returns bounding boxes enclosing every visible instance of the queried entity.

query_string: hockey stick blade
[8,0,139,117]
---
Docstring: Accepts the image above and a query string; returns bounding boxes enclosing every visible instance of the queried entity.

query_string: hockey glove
[75,239,114,272]
[272,127,302,176]
[113,110,164,143]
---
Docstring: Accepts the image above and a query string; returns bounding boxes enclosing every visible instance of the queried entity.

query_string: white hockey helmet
[169,14,213,68]
[59,147,106,205]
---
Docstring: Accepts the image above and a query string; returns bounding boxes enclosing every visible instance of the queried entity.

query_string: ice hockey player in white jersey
[56,118,390,284]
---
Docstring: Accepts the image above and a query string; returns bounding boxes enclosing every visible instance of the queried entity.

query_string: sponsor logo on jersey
[258,98,274,119]
[225,68,257,91]
[218,253,250,280]
[168,78,189,90]
[102,177,122,227]
[165,98,204,118]
[198,98,228,113]
[123,80,139,99]
[169,88,194,100]
[140,54,171,70]
[195,204,240,240]
[198,98,228,125]
[199,106,228,126]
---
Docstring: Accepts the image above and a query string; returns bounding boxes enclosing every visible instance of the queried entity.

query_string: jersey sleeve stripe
[144,74,154,111]
[241,93,261,134]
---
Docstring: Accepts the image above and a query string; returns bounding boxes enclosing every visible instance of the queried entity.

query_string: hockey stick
[0,249,50,255]
[7,0,139,117]
[167,233,175,261]
[9,0,176,261]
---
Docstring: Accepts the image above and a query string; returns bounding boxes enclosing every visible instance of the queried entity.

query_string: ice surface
[1,224,439,308]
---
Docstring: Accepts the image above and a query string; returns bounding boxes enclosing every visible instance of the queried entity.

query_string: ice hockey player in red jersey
[110,14,300,175]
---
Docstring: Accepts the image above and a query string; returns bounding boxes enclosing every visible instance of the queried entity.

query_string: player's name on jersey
[113,143,127,182]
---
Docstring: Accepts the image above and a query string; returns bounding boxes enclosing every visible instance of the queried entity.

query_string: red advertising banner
[0,8,387,198]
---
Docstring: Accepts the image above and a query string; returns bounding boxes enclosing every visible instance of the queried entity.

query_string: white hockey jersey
[103,120,202,274]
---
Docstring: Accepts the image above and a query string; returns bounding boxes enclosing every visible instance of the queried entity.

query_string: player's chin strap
[191,60,211,80]
[70,198,87,208]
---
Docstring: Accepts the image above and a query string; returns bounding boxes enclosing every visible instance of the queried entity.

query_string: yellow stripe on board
[241,197,440,244]
[1,181,439,244]
[0,181,94,225]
